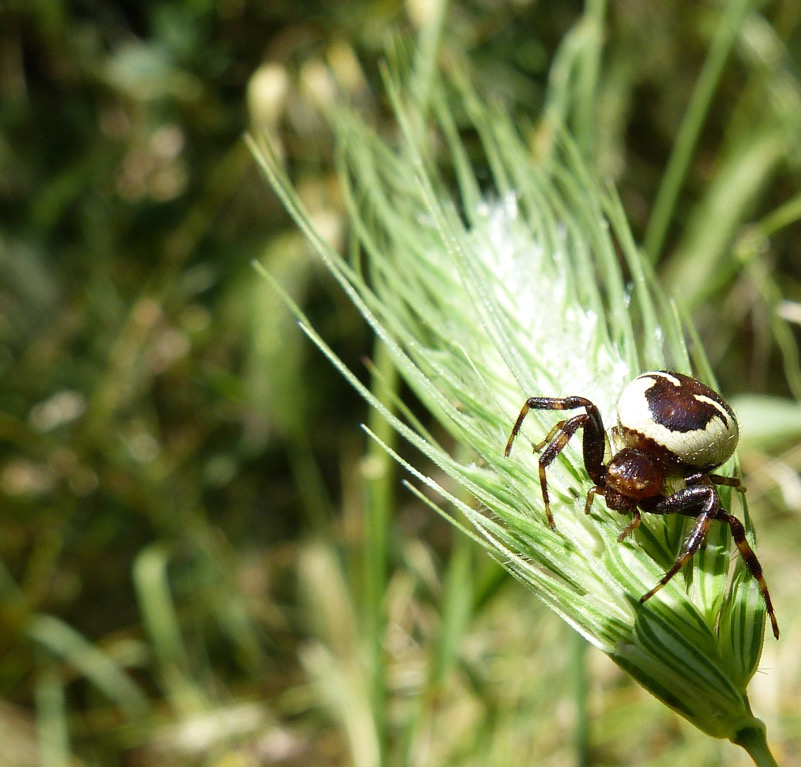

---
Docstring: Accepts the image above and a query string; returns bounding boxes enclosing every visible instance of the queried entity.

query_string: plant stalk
[734,723,779,767]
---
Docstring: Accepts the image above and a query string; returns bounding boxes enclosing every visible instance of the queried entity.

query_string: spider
[504,370,779,639]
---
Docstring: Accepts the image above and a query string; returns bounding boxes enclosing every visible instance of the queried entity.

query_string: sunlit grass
[4,2,801,765]
[251,48,788,761]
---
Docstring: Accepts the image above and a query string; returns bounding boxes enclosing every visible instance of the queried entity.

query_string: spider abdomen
[616,370,738,470]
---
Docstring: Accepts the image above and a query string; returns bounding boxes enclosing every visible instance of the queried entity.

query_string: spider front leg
[505,395,606,531]
[638,485,717,604]
[637,484,779,639]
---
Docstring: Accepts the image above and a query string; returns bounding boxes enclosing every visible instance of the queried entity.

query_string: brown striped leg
[504,396,606,483]
[638,485,717,603]
[638,485,779,640]
[639,514,714,603]
[584,485,602,515]
[718,511,779,640]
[617,508,641,542]
[692,472,746,493]
[709,474,746,493]
[535,413,591,531]
[504,395,606,531]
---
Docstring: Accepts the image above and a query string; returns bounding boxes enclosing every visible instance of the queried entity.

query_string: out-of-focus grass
[1,1,800,765]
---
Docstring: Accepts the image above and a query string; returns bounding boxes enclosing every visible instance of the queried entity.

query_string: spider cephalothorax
[505,370,779,639]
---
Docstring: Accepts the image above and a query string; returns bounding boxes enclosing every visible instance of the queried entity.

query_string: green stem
[410,0,448,121]
[734,722,779,767]
[364,338,399,763]
[35,660,69,767]
[572,632,590,767]
[573,0,606,159]
[643,0,754,262]
[399,530,474,766]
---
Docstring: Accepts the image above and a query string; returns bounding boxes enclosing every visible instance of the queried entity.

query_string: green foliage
[1,1,801,765]
[253,61,775,759]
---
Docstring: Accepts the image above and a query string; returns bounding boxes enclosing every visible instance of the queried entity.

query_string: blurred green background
[2,1,801,765]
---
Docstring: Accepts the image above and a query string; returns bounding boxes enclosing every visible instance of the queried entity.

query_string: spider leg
[536,413,591,530]
[709,474,746,493]
[638,485,779,639]
[717,511,779,639]
[617,508,641,542]
[686,471,745,493]
[505,396,596,456]
[584,485,602,515]
[505,395,606,531]
[531,419,569,453]
[638,485,718,603]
